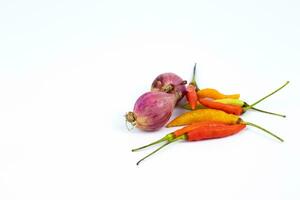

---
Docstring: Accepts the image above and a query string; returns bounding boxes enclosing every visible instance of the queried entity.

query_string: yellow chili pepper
[214,98,245,106]
[166,109,240,127]
[197,88,240,100]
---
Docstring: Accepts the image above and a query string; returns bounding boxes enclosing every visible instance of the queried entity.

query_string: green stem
[245,122,284,142]
[136,135,186,165]
[245,81,289,110]
[131,133,174,152]
[190,63,199,90]
[251,107,286,118]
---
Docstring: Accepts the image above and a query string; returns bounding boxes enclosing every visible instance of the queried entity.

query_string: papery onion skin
[151,73,186,104]
[126,91,176,131]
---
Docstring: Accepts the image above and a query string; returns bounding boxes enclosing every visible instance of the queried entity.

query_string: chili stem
[190,63,199,90]
[251,107,286,118]
[136,135,186,165]
[245,81,289,110]
[131,133,174,152]
[245,122,284,142]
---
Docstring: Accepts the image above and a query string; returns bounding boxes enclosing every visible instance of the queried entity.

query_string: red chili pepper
[187,123,246,141]
[198,98,244,115]
[132,122,247,165]
[186,85,198,110]
[173,121,217,137]
[186,63,199,110]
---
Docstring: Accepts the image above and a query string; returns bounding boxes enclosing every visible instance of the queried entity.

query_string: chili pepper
[166,109,240,127]
[199,98,243,115]
[132,122,247,165]
[202,81,289,117]
[186,85,198,110]
[166,108,283,142]
[187,123,246,141]
[197,88,240,100]
[183,99,286,117]
[186,63,199,110]
[214,98,245,106]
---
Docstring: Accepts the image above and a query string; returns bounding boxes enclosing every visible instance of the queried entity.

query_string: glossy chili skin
[197,88,240,100]
[186,123,246,141]
[186,84,198,110]
[166,108,240,127]
[199,98,244,115]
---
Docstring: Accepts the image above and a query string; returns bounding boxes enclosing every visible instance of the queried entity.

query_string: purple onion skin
[151,73,186,104]
[132,91,176,131]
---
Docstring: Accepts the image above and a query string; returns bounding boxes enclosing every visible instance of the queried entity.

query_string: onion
[126,91,176,131]
[151,73,186,104]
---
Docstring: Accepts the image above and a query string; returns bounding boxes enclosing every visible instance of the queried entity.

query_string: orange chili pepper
[187,123,246,141]
[199,98,244,115]
[173,121,210,137]
[197,88,240,100]
[167,109,240,127]
[186,63,199,110]
[186,85,198,110]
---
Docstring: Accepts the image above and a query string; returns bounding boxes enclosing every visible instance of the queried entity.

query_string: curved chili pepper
[197,88,240,100]
[132,122,246,165]
[183,98,286,117]
[214,98,245,106]
[166,109,240,127]
[187,123,246,141]
[199,98,244,115]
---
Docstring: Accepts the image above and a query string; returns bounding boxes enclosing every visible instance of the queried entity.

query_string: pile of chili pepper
[132,64,289,165]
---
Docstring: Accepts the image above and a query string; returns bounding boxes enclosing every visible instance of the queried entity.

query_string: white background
[0,0,300,199]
